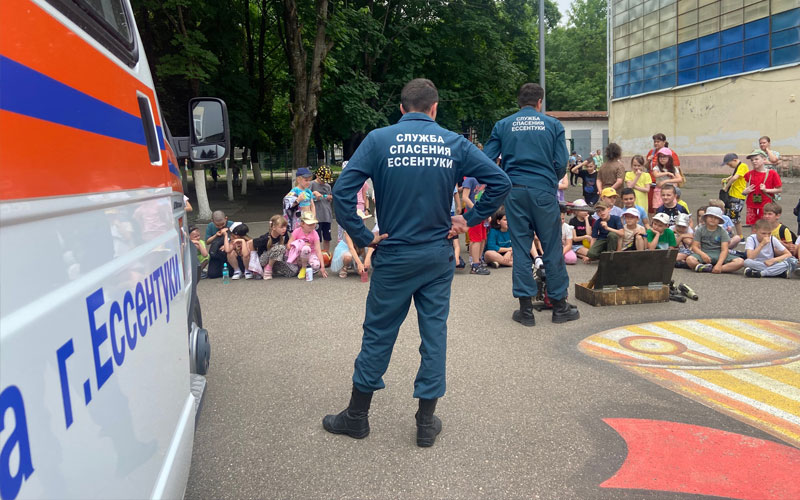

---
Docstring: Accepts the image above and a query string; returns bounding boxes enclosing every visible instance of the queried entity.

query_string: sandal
[338,269,348,278]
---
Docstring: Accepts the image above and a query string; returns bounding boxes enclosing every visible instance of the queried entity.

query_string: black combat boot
[551,297,579,323]
[322,386,372,439]
[415,398,442,447]
[512,297,535,326]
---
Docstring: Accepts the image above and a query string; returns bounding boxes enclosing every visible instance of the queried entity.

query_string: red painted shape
[601,418,800,500]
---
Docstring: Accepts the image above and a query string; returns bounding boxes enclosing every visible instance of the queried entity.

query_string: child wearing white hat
[686,206,744,273]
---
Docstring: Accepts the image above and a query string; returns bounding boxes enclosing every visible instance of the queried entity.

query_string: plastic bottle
[306,265,313,281]
[222,263,230,284]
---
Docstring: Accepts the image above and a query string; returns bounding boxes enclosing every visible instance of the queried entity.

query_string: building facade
[608,0,799,174]
[547,111,610,160]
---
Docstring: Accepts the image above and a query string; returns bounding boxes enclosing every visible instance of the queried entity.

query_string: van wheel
[191,295,210,375]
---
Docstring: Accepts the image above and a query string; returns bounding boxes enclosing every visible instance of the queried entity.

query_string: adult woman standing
[597,143,625,206]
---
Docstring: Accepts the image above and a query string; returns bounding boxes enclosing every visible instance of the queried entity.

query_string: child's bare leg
[617,236,623,252]
[729,235,742,248]
[501,252,514,267]
[686,256,700,268]
[469,242,482,265]
[453,237,461,264]
[676,252,687,261]
[226,252,240,272]
[721,258,744,273]
[634,234,646,250]
[484,250,504,265]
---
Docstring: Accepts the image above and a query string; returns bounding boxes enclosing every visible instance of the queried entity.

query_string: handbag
[718,188,731,207]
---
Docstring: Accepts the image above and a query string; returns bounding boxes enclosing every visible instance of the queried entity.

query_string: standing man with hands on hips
[324,78,511,447]
[483,83,580,327]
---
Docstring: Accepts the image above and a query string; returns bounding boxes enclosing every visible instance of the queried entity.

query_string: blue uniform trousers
[352,239,454,399]
[505,186,569,300]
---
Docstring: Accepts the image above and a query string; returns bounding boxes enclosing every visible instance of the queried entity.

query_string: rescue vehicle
[0,0,229,497]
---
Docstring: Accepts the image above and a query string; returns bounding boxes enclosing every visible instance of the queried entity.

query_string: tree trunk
[226,158,234,201]
[191,165,212,220]
[180,158,189,192]
[251,147,264,186]
[241,149,249,196]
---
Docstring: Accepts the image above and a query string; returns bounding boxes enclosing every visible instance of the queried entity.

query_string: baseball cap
[601,187,618,198]
[657,147,673,156]
[703,206,726,223]
[594,200,611,210]
[675,213,691,227]
[296,167,313,178]
[570,199,592,211]
[746,149,768,159]
[300,211,318,225]
[623,208,640,218]
[721,153,738,165]
[652,213,670,225]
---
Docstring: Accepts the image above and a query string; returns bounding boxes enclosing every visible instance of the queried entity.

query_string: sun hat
[746,149,768,159]
[703,206,726,223]
[601,187,618,198]
[300,211,318,225]
[623,208,640,218]
[657,147,673,156]
[316,165,332,183]
[652,213,670,225]
[675,213,691,227]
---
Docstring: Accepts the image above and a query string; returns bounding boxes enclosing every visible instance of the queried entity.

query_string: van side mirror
[189,98,230,164]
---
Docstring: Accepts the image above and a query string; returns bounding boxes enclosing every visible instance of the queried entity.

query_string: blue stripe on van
[0,56,147,146]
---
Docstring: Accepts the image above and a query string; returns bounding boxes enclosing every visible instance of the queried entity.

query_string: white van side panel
[0,189,193,500]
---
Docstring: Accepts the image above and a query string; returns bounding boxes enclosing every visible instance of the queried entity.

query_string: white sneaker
[231,270,242,280]
[244,271,253,279]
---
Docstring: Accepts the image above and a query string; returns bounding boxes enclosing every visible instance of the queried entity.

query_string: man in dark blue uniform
[483,83,579,326]
[324,79,510,447]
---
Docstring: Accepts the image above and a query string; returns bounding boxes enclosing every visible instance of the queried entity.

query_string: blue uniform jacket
[334,112,511,248]
[483,106,569,191]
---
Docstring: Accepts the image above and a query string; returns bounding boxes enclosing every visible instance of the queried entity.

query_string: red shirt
[743,169,781,206]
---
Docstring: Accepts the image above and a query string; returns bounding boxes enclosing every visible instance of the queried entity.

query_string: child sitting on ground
[620,187,649,228]
[226,223,253,279]
[331,210,370,278]
[252,215,291,279]
[284,167,316,231]
[485,207,513,268]
[620,208,647,251]
[586,201,624,261]
[763,202,798,257]
[561,211,577,264]
[695,206,707,231]
[708,199,741,249]
[647,213,678,250]
[655,184,688,227]
[685,206,744,273]
[286,211,328,279]
[743,219,795,278]
[189,225,209,277]
[311,165,333,252]
[568,199,593,261]
[673,213,694,268]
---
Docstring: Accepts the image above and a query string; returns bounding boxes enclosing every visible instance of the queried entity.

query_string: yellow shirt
[678,200,689,212]
[624,171,652,211]
[728,162,749,200]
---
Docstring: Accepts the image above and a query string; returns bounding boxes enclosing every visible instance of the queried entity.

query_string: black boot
[416,398,442,447]
[551,297,579,323]
[322,386,372,439]
[512,297,535,326]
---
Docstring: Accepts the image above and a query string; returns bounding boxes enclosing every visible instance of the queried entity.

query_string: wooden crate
[575,282,670,306]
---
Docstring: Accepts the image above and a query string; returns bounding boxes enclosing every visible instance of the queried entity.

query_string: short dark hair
[754,219,772,231]
[763,202,781,215]
[620,187,635,197]
[759,136,771,143]
[517,83,544,107]
[400,79,438,112]
[661,184,677,194]
[652,133,667,142]
[604,143,622,161]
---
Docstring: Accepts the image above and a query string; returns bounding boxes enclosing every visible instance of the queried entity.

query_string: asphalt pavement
[185,175,799,499]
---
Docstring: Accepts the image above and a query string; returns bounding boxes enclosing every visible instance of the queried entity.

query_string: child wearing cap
[592,188,624,221]
[742,150,782,226]
[289,167,317,216]
[646,213,677,250]
[620,208,647,251]
[312,165,334,252]
[586,201,624,260]
[673,213,694,267]
[743,219,794,278]
[286,211,328,280]
[721,152,749,238]
[568,199,593,261]
[685,207,744,273]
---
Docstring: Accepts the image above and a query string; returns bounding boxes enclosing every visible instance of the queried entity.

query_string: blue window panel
[678,69,698,85]
[629,55,644,71]
[744,18,769,40]
[700,49,720,65]
[660,59,676,75]
[772,43,800,66]
[721,57,743,76]
[743,51,769,71]
[678,39,699,57]
[630,68,644,82]
[643,78,660,92]
[772,8,800,32]
[660,46,677,62]
[614,85,630,98]
[629,80,643,95]
[744,35,769,55]
[699,63,720,80]
[616,72,630,85]
[644,51,660,67]
[721,25,744,46]
[644,64,660,79]
[721,42,743,60]
[678,54,699,70]
[614,60,630,74]
[772,28,800,49]
[699,33,720,52]
[660,74,676,88]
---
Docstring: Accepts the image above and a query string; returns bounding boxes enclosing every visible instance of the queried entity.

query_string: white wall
[562,120,609,158]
